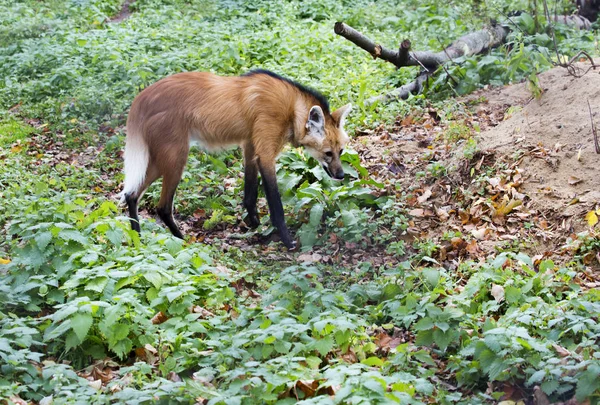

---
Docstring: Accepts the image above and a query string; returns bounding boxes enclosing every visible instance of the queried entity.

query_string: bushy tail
[119,130,149,204]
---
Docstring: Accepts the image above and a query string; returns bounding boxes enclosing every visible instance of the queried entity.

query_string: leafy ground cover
[1,0,599,404]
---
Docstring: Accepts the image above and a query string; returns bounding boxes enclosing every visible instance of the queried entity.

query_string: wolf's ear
[305,105,325,141]
[332,103,352,128]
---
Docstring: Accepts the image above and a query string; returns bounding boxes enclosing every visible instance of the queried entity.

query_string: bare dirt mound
[476,63,600,225]
[352,63,599,268]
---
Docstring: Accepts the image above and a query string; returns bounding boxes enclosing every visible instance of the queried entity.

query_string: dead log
[334,22,509,71]
[366,72,430,105]
[553,14,592,29]
[336,13,593,105]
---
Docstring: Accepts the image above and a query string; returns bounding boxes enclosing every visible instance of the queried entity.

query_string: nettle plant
[3,196,234,365]
[277,148,384,248]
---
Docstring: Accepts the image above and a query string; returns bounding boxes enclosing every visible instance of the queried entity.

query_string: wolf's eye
[339,148,344,155]
[325,151,333,157]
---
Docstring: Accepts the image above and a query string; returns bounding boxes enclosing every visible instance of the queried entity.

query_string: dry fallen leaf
[552,344,571,358]
[151,311,168,324]
[471,228,487,240]
[297,253,323,264]
[295,380,319,398]
[408,208,425,217]
[144,344,158,354]
[0,257,10,265]
[491,284,505,303]
[89,379,102,390]
[568,176,583,185]
[417,188,432,203]
[585,210,598,227]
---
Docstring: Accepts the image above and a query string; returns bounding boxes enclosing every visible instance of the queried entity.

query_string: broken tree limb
[366,72,430,105]
[334,21,510,70]
[553,14,592,29]
[336,14,595,105]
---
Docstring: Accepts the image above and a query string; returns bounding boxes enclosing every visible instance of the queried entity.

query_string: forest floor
[2,1,600,403]
[141,63,600,281]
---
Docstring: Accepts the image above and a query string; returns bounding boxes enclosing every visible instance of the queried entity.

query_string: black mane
[242,69,330,114]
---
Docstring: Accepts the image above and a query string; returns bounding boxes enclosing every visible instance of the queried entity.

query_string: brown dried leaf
[408,208,425,217]
[144,344,158,354]
[191,306,216,318]
[471,228,487,240]
[465,239,480,256]
[295,380,319,398]
[168,371,182,382]
[297,253,323,264]
[89,379,102,390]
[417,188,432,203]
[552,344,571,357]
[151,311,168,324]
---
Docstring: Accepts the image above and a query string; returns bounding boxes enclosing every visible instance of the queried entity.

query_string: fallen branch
[336,13,594,104]
[334,22,509,70]
[552,14,592,29]
[366,72,430,105]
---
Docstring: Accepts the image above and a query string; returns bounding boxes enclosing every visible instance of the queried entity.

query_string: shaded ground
[108,0,135,23]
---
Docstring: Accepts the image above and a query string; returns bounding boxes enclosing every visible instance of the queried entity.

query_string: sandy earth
[474,63,600,223]
[352,63,599,269]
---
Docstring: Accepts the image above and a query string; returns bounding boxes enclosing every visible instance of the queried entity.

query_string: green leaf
[432,329,455,352]
[71,313,93,342]
[309,203,324,227]
[527,370,546,385]
[85,277,108,293]
[341,210,358,227]
[305,356,322,369]
[35,232,53,251]
[576,365,600,401]
[313,335,334,356]
[415,329,434,346]
[361,356,384,367]
[413,350,436,366]
[299,223,319,247]
[115,276,137,291]
[58,230,88,245]
[112,323,130,341]
[207,155,228,173]
[542,379,560,396]
[422,268,440,287]
[414,317,434,331]
[538,259,554,273]
[143,272,163,289]
[81,251,99,264]
[505,286,521,304]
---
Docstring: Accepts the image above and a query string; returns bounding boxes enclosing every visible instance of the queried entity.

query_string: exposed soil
[351,63,600,271]
[476,64,600,221]
[109,0,135,23]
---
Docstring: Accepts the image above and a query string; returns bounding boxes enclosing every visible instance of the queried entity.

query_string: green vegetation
[1,0,599,404]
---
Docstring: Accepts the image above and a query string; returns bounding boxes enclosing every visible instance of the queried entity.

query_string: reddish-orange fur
[122,70,351,249]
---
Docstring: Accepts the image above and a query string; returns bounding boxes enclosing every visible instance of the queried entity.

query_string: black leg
[258,163,296,250]
[125,193,141,233]
[243,157,260,228]
[157,203,184,239]
[157,170,185,239]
